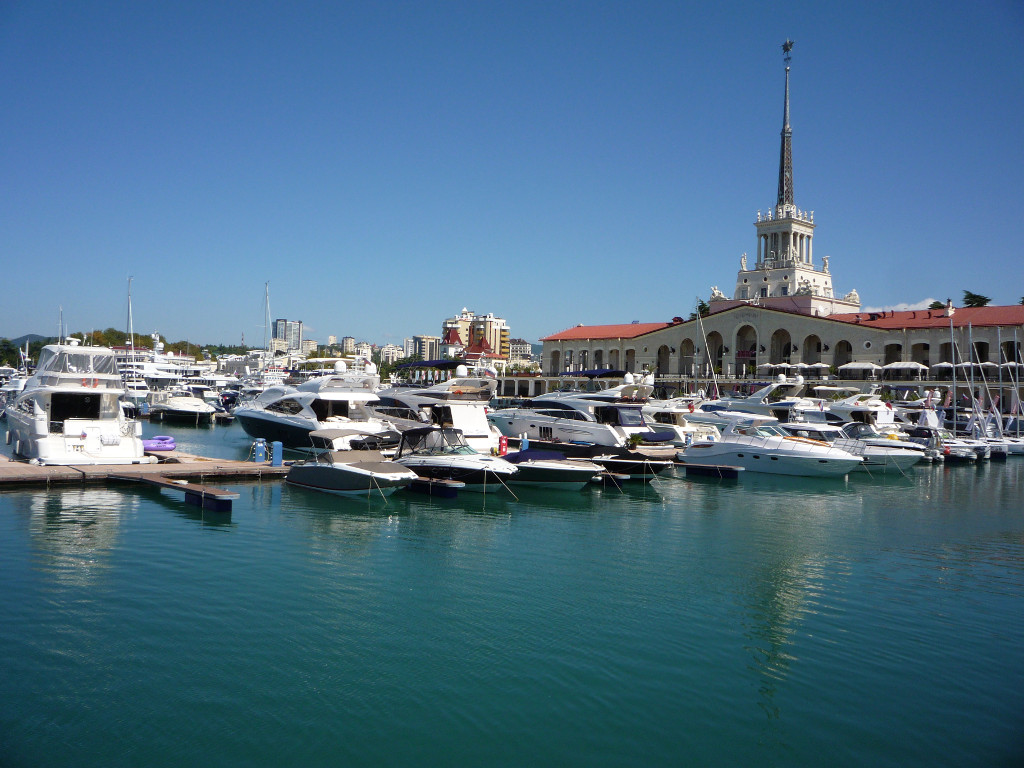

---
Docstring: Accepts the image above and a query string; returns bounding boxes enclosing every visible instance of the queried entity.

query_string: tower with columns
[728,41,858,315]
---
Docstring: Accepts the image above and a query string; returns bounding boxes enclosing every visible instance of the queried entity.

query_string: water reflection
[23,488,138,587]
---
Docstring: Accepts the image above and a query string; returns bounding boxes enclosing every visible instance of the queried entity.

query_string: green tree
[928,300,946,310]
[962,290,991,307]
[688,300,710,321]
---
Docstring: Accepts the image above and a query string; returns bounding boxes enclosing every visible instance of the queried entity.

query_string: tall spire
[777,39,794,209]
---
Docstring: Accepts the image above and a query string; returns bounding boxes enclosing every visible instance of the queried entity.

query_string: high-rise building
[273,319,303,352]
[341,336,356,355]
[412,335,441,361]
[327,335,337,346]
[441,308,510,359]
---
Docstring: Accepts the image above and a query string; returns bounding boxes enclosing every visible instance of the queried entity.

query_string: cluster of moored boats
[3,342,1021,499]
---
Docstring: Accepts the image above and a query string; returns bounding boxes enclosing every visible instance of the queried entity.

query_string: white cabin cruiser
[234,367,393,447]
[149,387,218,424]
[708,375,825,423]
[779,421,926,471]
[393,426,518,493]
[487,388,673,450]
[676,416,863,477]
[5,342,151,465]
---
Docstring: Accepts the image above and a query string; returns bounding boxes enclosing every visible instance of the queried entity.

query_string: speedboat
[393,426,518,493]
[779,421,925,472]
[5,340,151,465]
[286,430,418,498]
[676,416,863,477]
[149,387,217,424]
[502,449,603,490]
[234,365,394,447]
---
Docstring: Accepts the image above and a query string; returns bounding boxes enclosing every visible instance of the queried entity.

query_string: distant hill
[5,333,48,347]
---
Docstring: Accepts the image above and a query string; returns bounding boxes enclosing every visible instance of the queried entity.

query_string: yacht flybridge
[5,341,151,465]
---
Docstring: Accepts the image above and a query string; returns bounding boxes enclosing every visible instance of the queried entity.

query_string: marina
[2,8,1023,765]
[1,419,1022,767]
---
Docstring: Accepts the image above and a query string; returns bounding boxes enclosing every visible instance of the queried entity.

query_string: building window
[760,288,768,298]
[780,285,788,296]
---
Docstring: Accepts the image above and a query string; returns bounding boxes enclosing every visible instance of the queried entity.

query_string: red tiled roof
[541,322,671,342]
[831,305,1024,330]
[442,326,462,344]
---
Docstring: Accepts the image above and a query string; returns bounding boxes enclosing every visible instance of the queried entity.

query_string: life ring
[82,378,88,387]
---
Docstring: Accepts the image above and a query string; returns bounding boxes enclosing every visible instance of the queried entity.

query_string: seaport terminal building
[533,46,1024,402]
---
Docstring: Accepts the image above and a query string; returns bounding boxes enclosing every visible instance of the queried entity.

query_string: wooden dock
[0,450,289,490]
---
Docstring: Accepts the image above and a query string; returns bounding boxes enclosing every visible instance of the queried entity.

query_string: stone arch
[578,349,589,370]
[735,325,757,375]
[656,345,671,376]
[705,331,724,373]
[833,340,853,368]
[884,343,903,365]
[609,349,620,370]
[972,341,990,364]
[624,349,636,373]
[549,350,561,376]
[678,338,695,376]
[911,342,930,366]
[802,334,822,365]
[770,328,793,364]
[564,349,574,372]
[1002,340,1021,365]
[938,342,953,364]
[593,349,604,370]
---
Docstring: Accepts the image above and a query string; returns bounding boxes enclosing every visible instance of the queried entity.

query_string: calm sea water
[2,421,1023,767]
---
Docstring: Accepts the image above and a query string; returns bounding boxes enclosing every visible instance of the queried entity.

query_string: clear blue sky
[2,1,1022,347]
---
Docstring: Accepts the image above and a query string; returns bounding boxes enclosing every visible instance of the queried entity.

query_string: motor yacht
[234,365,394,447]
[371,364,500,453]
[392,426,518,493]
[676,416,863,477]
[285,430,418,498]
[779,421,926,471]
[149,387,218,424]
[5,341,151,465]
[487,387,672,450]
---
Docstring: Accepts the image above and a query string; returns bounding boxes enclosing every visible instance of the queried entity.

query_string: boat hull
[285,462,414,497]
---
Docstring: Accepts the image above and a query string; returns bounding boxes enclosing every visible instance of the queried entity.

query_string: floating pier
[674,462,744,480]
[0,450,289,491]
[111,474,241,512]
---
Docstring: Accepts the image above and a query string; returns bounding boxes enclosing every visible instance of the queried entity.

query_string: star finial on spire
[782,39,794,66]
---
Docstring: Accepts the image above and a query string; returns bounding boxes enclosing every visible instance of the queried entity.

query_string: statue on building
[843,288,860,304]
[740,253,747,270]
[795,278,813,296]
[710,286,727,302]
[822,255,830,273]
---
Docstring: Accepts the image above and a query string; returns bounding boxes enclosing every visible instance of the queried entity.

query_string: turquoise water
[2,422,1023,766]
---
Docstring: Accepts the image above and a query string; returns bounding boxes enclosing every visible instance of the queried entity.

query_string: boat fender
[688,402,695,412]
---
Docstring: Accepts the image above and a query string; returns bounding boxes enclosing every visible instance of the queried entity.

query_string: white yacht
[676,416,863,477]
[487,385,671,450]
[5,341,151,465]
[641,400,722,446]
[779,421,926,471]
[234,364,394,447]
[393,426,518,493]
[371,364,501,453]
[708,375,826,423]
[149,387,218,424]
